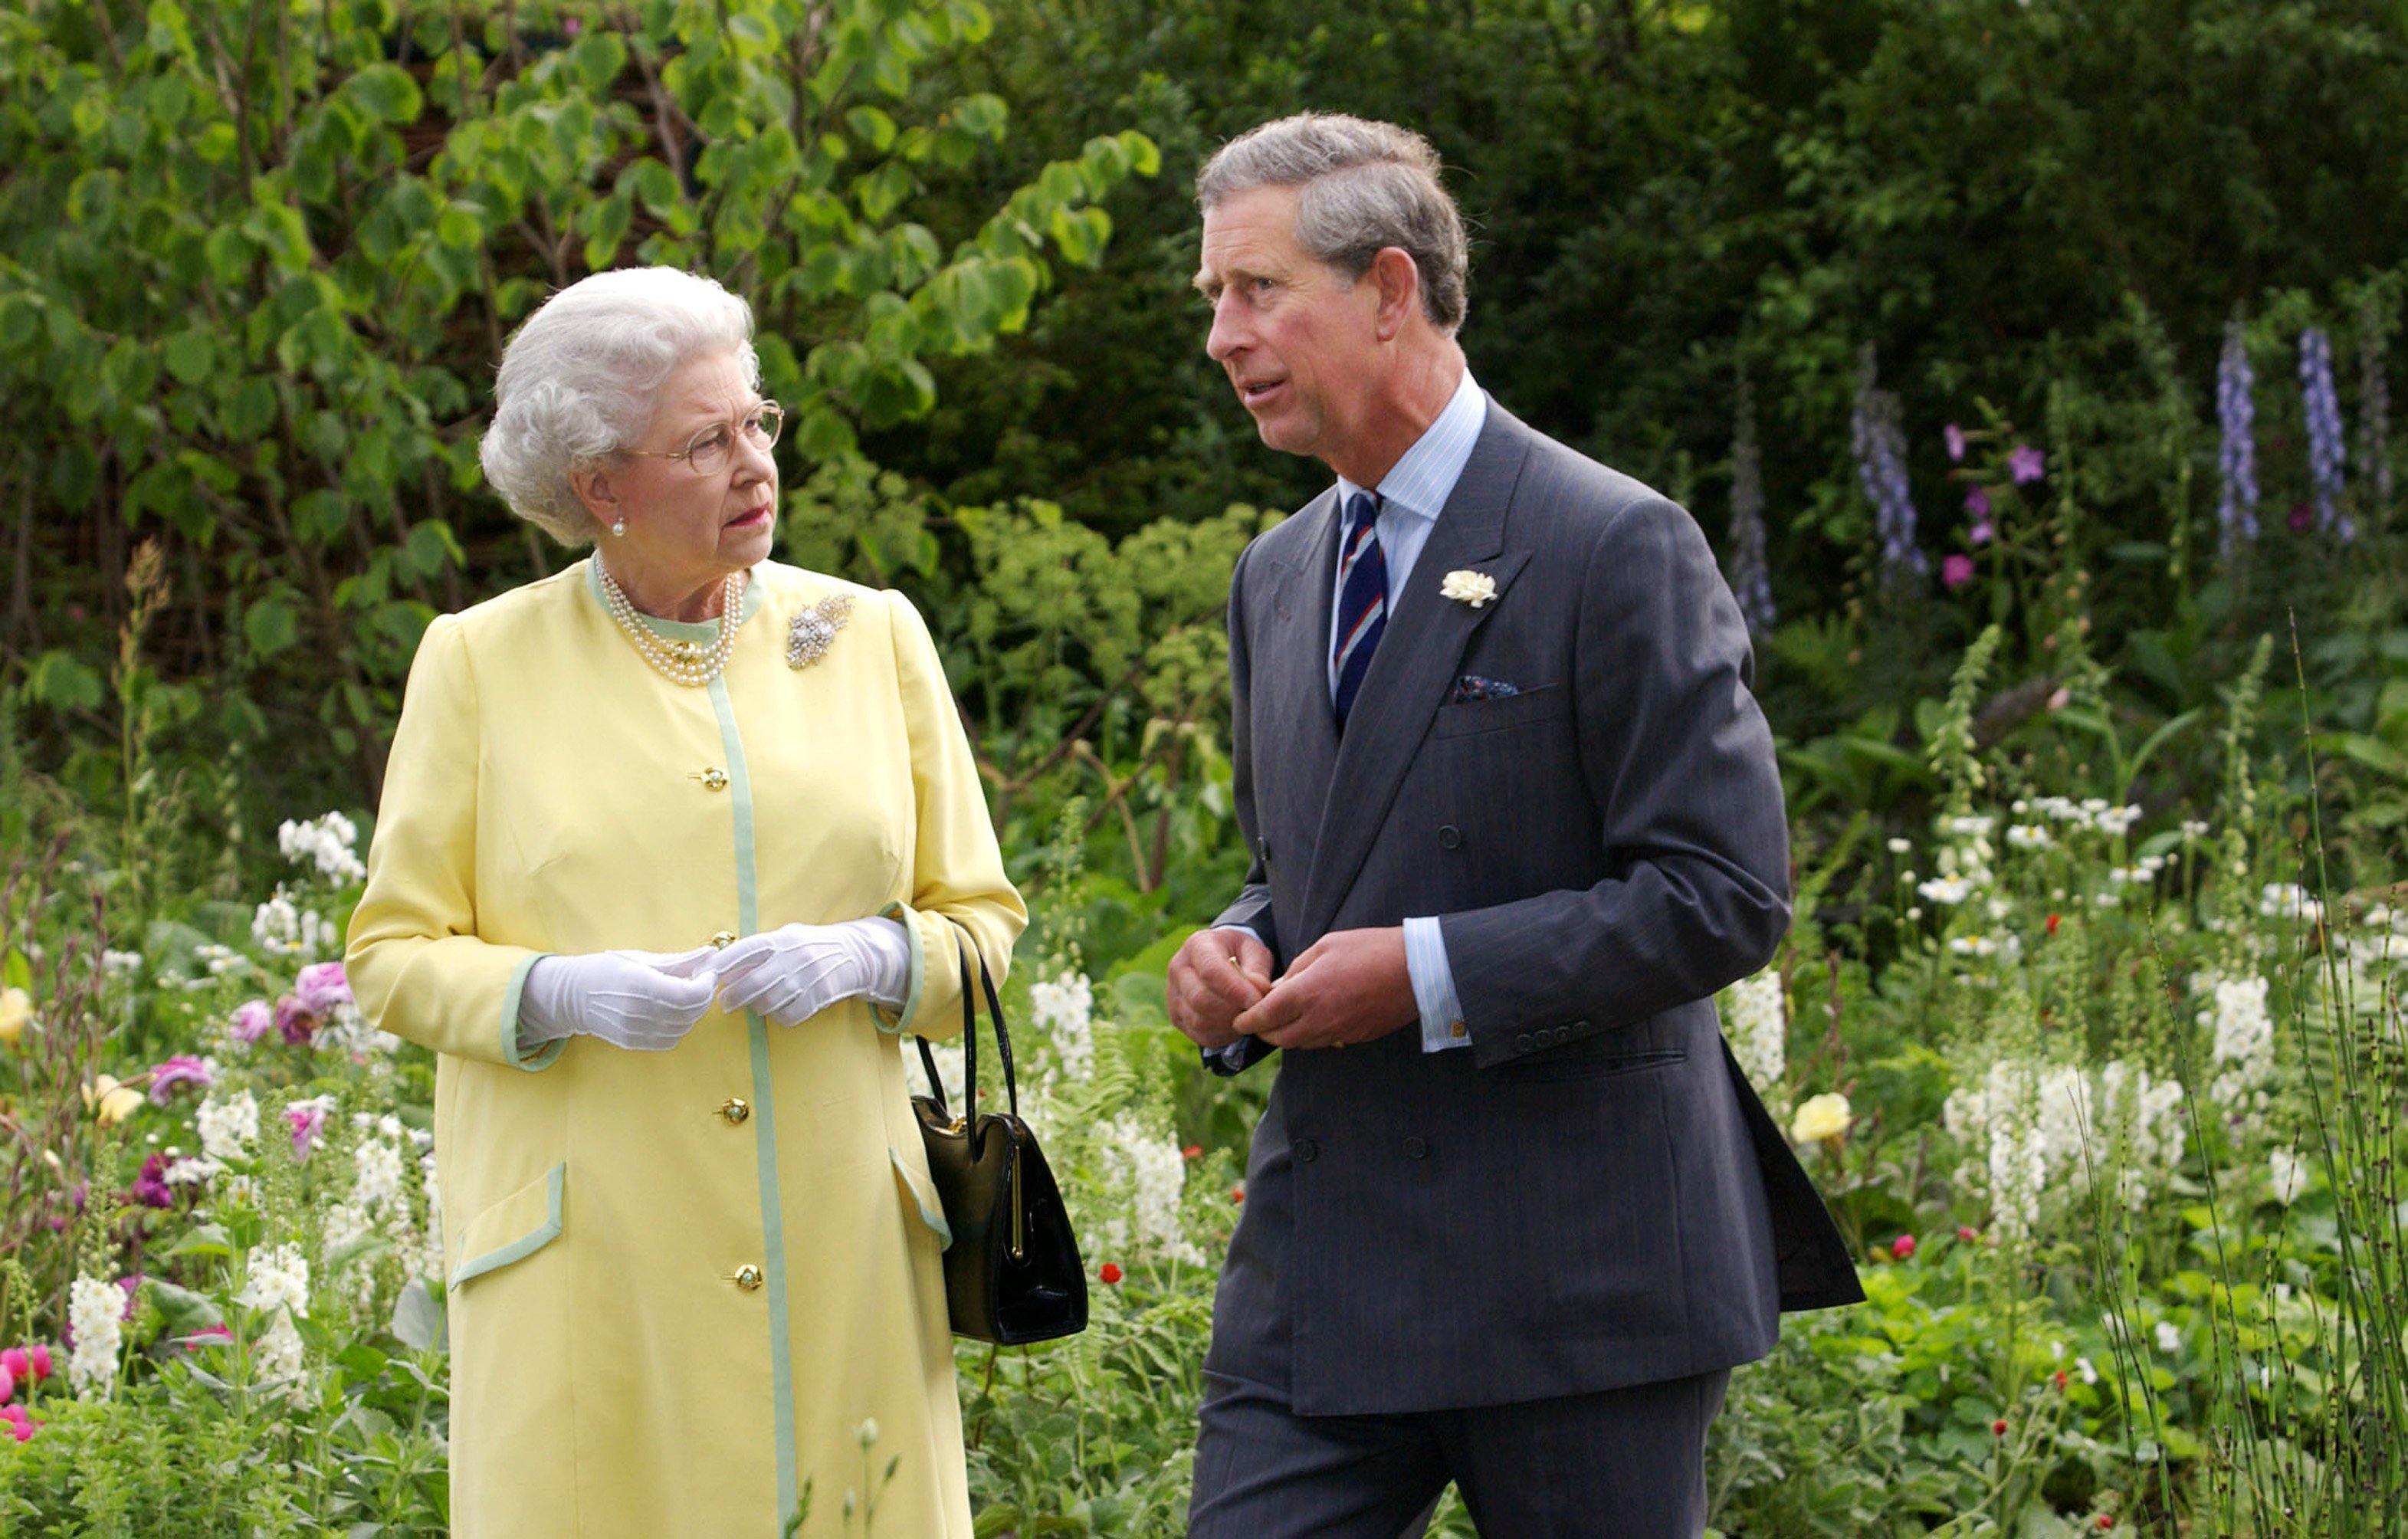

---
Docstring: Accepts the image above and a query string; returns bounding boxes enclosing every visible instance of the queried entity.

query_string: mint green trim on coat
[499,953,567,1071]
[448,1163,565,1288]
[871,901,925,1035]
[709,671,801,1527]
[889,1149,955,1249]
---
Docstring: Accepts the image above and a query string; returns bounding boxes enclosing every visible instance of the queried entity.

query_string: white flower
[251,887,334,960]
[2076,1356,2100,1385]
[165,1155,223,1186]
[1721,970,1786,1104]
[1094,1114,1202,1265]
[241,1242,312,1325]
[2154,1321,2181,1354]
[1948,934,1999,957]
[67,1275,125,1398]
[1028,972,1096,1086]
[278,812,366,885]
[2259,884,2325,924]
[101,949,143,977]
[354,1137,408,1216]
[197,1090,260,1163]
[252,1313,308,1400]
[1944,815,1995,838]
[1439,569,1498,609]
[2095,805,2143,837]
[1918,875,1973,905]
[2202,973,2275,1118]
[1887,838,1914,855]
[2269,1147,2308,1204]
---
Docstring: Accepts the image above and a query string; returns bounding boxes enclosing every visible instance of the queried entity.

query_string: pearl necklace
[597,564,746,686]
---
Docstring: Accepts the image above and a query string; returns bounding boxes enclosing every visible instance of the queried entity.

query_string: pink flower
[1964,487,1991,519]
[1891,1234,1917,1261]
[230,999,274,1045]
[293,962,353,1017]
[0,1363,14,1404]
[1944,423,1967,462]
[284,1101,330,1158]
[3,1406,34,1442]
[274,995,318,1046]
[1969,521,1994,546]
[2008,444,2045,484]
[146,1055,215,1105]
[4,1346,51,1384]
[1941,553,1977,589]
[179,1324,235,1351]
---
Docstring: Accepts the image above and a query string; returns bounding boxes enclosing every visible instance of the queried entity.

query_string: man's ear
[1368,247,1422,341]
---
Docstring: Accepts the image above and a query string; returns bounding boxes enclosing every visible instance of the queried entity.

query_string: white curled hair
[478,267,760,545]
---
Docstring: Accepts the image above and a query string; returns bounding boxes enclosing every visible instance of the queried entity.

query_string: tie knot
[1344,490,1381,538]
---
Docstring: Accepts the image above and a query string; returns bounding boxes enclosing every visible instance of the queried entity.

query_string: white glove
[518,947,722,1052]
[711,919,911,1028]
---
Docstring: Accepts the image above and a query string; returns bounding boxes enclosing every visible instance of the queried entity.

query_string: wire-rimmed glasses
[620,402,784,475]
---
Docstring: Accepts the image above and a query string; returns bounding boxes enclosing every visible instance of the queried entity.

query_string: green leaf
[244,597,300,658]
[389,1278,445,1352]
[166,1222,235,1260]
[163,329,216,386]
[146,1279,226,1334]
[346,64,425,124]
[26,650,104,713]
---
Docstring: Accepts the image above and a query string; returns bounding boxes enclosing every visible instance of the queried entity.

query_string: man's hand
[1234,927,1416,1052]
[1168,928,1275,1050]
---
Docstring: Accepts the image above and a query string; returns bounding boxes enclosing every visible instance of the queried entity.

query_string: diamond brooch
[786,594,855,669]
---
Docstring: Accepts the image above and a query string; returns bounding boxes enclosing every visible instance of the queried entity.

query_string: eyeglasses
[620,402,784,476]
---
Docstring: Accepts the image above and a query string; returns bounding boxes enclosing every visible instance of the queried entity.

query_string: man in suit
[1167,114,1863,1536]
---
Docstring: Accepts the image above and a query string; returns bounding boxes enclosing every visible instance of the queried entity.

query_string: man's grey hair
[479,267,760,545]
[1197,113,1469,336]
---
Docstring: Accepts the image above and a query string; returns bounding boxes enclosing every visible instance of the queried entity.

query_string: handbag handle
[912,920,1021,1155]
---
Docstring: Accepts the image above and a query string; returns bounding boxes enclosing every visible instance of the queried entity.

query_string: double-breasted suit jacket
[1207,403,1861,1416]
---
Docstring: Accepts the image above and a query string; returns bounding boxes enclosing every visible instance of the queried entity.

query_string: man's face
[1196,184,1383,471]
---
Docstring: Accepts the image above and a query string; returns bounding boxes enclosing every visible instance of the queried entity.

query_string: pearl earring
[611,517,627,538]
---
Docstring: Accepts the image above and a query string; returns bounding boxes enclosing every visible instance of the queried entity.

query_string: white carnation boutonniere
[1439,569,1498,609]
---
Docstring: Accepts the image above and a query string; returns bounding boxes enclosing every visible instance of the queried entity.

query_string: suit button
[720,1098,750,1125]
[1570,1019,1589,1032]
[1438,825,1462,849]
[1294,1138,1320,1163]
[1515,1033,1534,1052]
[733,1265,763,1291]
[1404,1137,1429,1160]
[710,930,737,948]
[696,766,730,792]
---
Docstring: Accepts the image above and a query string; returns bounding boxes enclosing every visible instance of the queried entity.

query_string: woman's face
[576,349,778,611]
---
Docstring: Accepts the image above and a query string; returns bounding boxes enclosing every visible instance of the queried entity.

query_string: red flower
[2045,913,2061,935]
[2098,1518,2114,1531]
[1992,1419,2008,1437]
[1182,1145,1202,1160]
[1231,1184,1246,1204]
[2055,1370,2068,1390]
[1957,1226,1980,1242]
[1891,1234,1916,1261]
[1098,1263,1124,1285]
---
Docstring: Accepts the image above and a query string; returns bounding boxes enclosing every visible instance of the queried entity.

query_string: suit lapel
[1298,412,1534,939]
[1252,490,1343,871]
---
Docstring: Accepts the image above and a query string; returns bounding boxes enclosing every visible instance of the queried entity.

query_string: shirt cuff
[1208,925,1262,1069]
[1404,916,1471,1052]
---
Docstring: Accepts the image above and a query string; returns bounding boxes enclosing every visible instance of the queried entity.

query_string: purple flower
[229,999,273,1045]
[130,1154,174,1210]
[1726,380,1776,635]
[1964,487,1992,519]
[2008,445,2045,485]
[116,1275,142,1321]
[146,1055,214,1106]
[274,996,317,1046]
[2218,321,2261,556]
[2298,327,2353,541]
[1851,346,1924,582]
[1944,424,1967,462]
[1942,553,1977,589]
[293,962,353,1016]
[1969,521,1995,546]
[284,1101,330,1158]
[2289,502,2314,533]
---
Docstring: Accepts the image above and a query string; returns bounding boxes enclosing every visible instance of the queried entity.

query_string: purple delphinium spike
[2217,321,2259,557]
[1727,380,1775,635]
[1852,346,1924,583]
[2298,327,2351,541]
[2360,300,2393,512]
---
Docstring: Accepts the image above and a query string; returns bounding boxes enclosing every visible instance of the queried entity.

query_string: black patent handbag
[910,929,1088,1345]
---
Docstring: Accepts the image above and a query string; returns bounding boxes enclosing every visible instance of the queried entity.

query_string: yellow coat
[347,559,1025,1537]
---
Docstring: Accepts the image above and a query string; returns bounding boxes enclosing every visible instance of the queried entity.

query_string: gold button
[720,1097,750,1125]
[733,1265,763,1291]
[696,766,730,792]
[710,930,737,948]
[1449,1021,1468,1039]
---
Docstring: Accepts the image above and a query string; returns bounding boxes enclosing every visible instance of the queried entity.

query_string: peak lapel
[1250,491,1343,858]
[1298,416,1534,940]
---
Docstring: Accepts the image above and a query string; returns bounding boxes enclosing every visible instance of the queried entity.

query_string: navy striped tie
[1332,491,1386,726]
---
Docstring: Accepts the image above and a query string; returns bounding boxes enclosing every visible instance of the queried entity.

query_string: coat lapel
[1298,414,1534,939]
[1252,490,1343,875]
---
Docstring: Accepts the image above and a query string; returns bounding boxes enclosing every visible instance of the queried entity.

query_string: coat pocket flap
[891,1147,955,1251]
[448,1163,564,1290]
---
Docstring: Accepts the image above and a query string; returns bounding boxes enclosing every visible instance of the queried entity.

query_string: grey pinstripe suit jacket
[1205,402,1862,1416]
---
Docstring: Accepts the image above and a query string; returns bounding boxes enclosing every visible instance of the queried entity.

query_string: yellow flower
[1789,1091,1853,1144]
[83,1075,143,1127]
[0,986,28,1046]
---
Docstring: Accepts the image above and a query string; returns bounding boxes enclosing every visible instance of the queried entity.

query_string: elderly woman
[346,267,1022,1537]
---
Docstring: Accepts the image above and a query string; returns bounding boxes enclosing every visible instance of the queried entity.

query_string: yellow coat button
[720,1098,750,1125]
[696,767,730,792]
[733,1265,763,1291]
[710,930,737,948]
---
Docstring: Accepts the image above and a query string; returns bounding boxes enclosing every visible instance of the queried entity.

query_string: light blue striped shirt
[1224,369,1484,1055]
